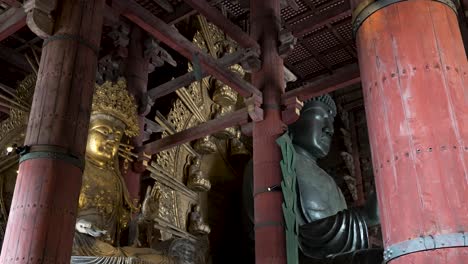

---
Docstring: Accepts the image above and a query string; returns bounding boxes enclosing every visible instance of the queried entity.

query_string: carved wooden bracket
[144,37,177,73]
[281,96,303,125]
[139,93,154,116]
[96,54,122,84]
[23,0,57,38]
[239,48,261,73]
[245,94,263,122]
[96,22,132,84]
[278,29,297,59]
[108,22,130,58]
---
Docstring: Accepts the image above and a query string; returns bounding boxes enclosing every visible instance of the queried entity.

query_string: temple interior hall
[0,0,466,263]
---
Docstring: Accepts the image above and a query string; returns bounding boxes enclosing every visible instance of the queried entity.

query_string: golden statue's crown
[92,79,139,137]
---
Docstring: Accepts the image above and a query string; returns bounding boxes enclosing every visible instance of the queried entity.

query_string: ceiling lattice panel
[220,0,248,17]
[322,48,353,67]
[294,57,325,78]
[281,0,310,21]
[285,44,312,65]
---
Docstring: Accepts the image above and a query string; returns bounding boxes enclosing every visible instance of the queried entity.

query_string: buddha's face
[290,101,334,158]
[86,115,125,166]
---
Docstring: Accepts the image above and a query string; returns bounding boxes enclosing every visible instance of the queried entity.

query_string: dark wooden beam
[183,0,260,51]
[160,2,196,24]
[153,0,174,13]
[147,48,247,99]
[291,0,351,37]
[0,44,32,73]
[283,63,360,102]
[145,117,164,133]
[15,36,42,52]
[0,0,21,8]
[114,0,261,98]
[0,7,26,42]
[0,81,16,94]
[142,107,250,154]
[343,98,364,111]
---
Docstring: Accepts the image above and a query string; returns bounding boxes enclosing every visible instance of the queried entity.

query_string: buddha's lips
[102,143,116,154]
[321,136,331,144]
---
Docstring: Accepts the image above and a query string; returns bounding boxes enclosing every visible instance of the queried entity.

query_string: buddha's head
[86,79,139,166]
[289,94,336,159]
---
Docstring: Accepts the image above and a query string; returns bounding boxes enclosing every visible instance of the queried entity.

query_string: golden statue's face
[86,116,125,165]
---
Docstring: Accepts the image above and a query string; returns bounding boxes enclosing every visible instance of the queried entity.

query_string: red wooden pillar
[125,26,149,202]
[355,0,468,263]
[0,0,105,263]
[250,1,287,263]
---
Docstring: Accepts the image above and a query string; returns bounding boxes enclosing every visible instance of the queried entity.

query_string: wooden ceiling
[0,0,467,104]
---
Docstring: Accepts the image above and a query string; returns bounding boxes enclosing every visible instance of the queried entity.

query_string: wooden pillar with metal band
[124,25,150,203]
[250,1,287,263]
[0,0,105,263]
[353,0,468,263]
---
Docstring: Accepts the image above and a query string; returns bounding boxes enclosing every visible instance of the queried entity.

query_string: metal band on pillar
[18,145,85,171]
[352,0,458,38]
[383,232,468,263]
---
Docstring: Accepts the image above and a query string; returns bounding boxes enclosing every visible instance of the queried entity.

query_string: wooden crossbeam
[0,7,26,42]
[283,63,361,102]
[114,0,261,98]
[0,44,32,73]
[343,98,364,111]
[142,107,250,154]
[0,0,21,8]
[147,48,248,99]
[183,0,260,51]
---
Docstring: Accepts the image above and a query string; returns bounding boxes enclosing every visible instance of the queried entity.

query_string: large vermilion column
[250,1,287,263]
[125,26,149,202]
[0,0,105,263]
[354,0,468,263]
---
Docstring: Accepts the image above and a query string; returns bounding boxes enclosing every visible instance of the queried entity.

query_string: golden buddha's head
[87,79,139,166]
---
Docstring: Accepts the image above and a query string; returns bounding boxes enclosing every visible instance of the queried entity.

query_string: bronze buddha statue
[243,94,381,263]
[72,79,175,264]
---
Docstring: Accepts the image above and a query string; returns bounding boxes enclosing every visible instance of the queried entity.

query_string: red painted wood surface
[251,1,286,263]
[125,26,148,202]
[0,0,105,262]
[356,0,468,263]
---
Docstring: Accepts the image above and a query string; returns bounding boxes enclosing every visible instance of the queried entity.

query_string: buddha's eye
[95,126,112,135]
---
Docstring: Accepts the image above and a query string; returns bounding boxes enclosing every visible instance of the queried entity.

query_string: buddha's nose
[323,120,334,135]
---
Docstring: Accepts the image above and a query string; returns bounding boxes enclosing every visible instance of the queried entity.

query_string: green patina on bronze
[276,132,299,264]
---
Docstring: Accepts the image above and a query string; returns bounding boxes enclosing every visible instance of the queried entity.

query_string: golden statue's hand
[75,219,107,237]
[141,185,161,221]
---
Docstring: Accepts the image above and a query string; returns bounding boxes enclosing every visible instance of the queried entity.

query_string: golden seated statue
[72,79,175,264]
[188,205,210,236]
[193,135,216,155]
[186,157,211,192]
[212,105,236,140]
